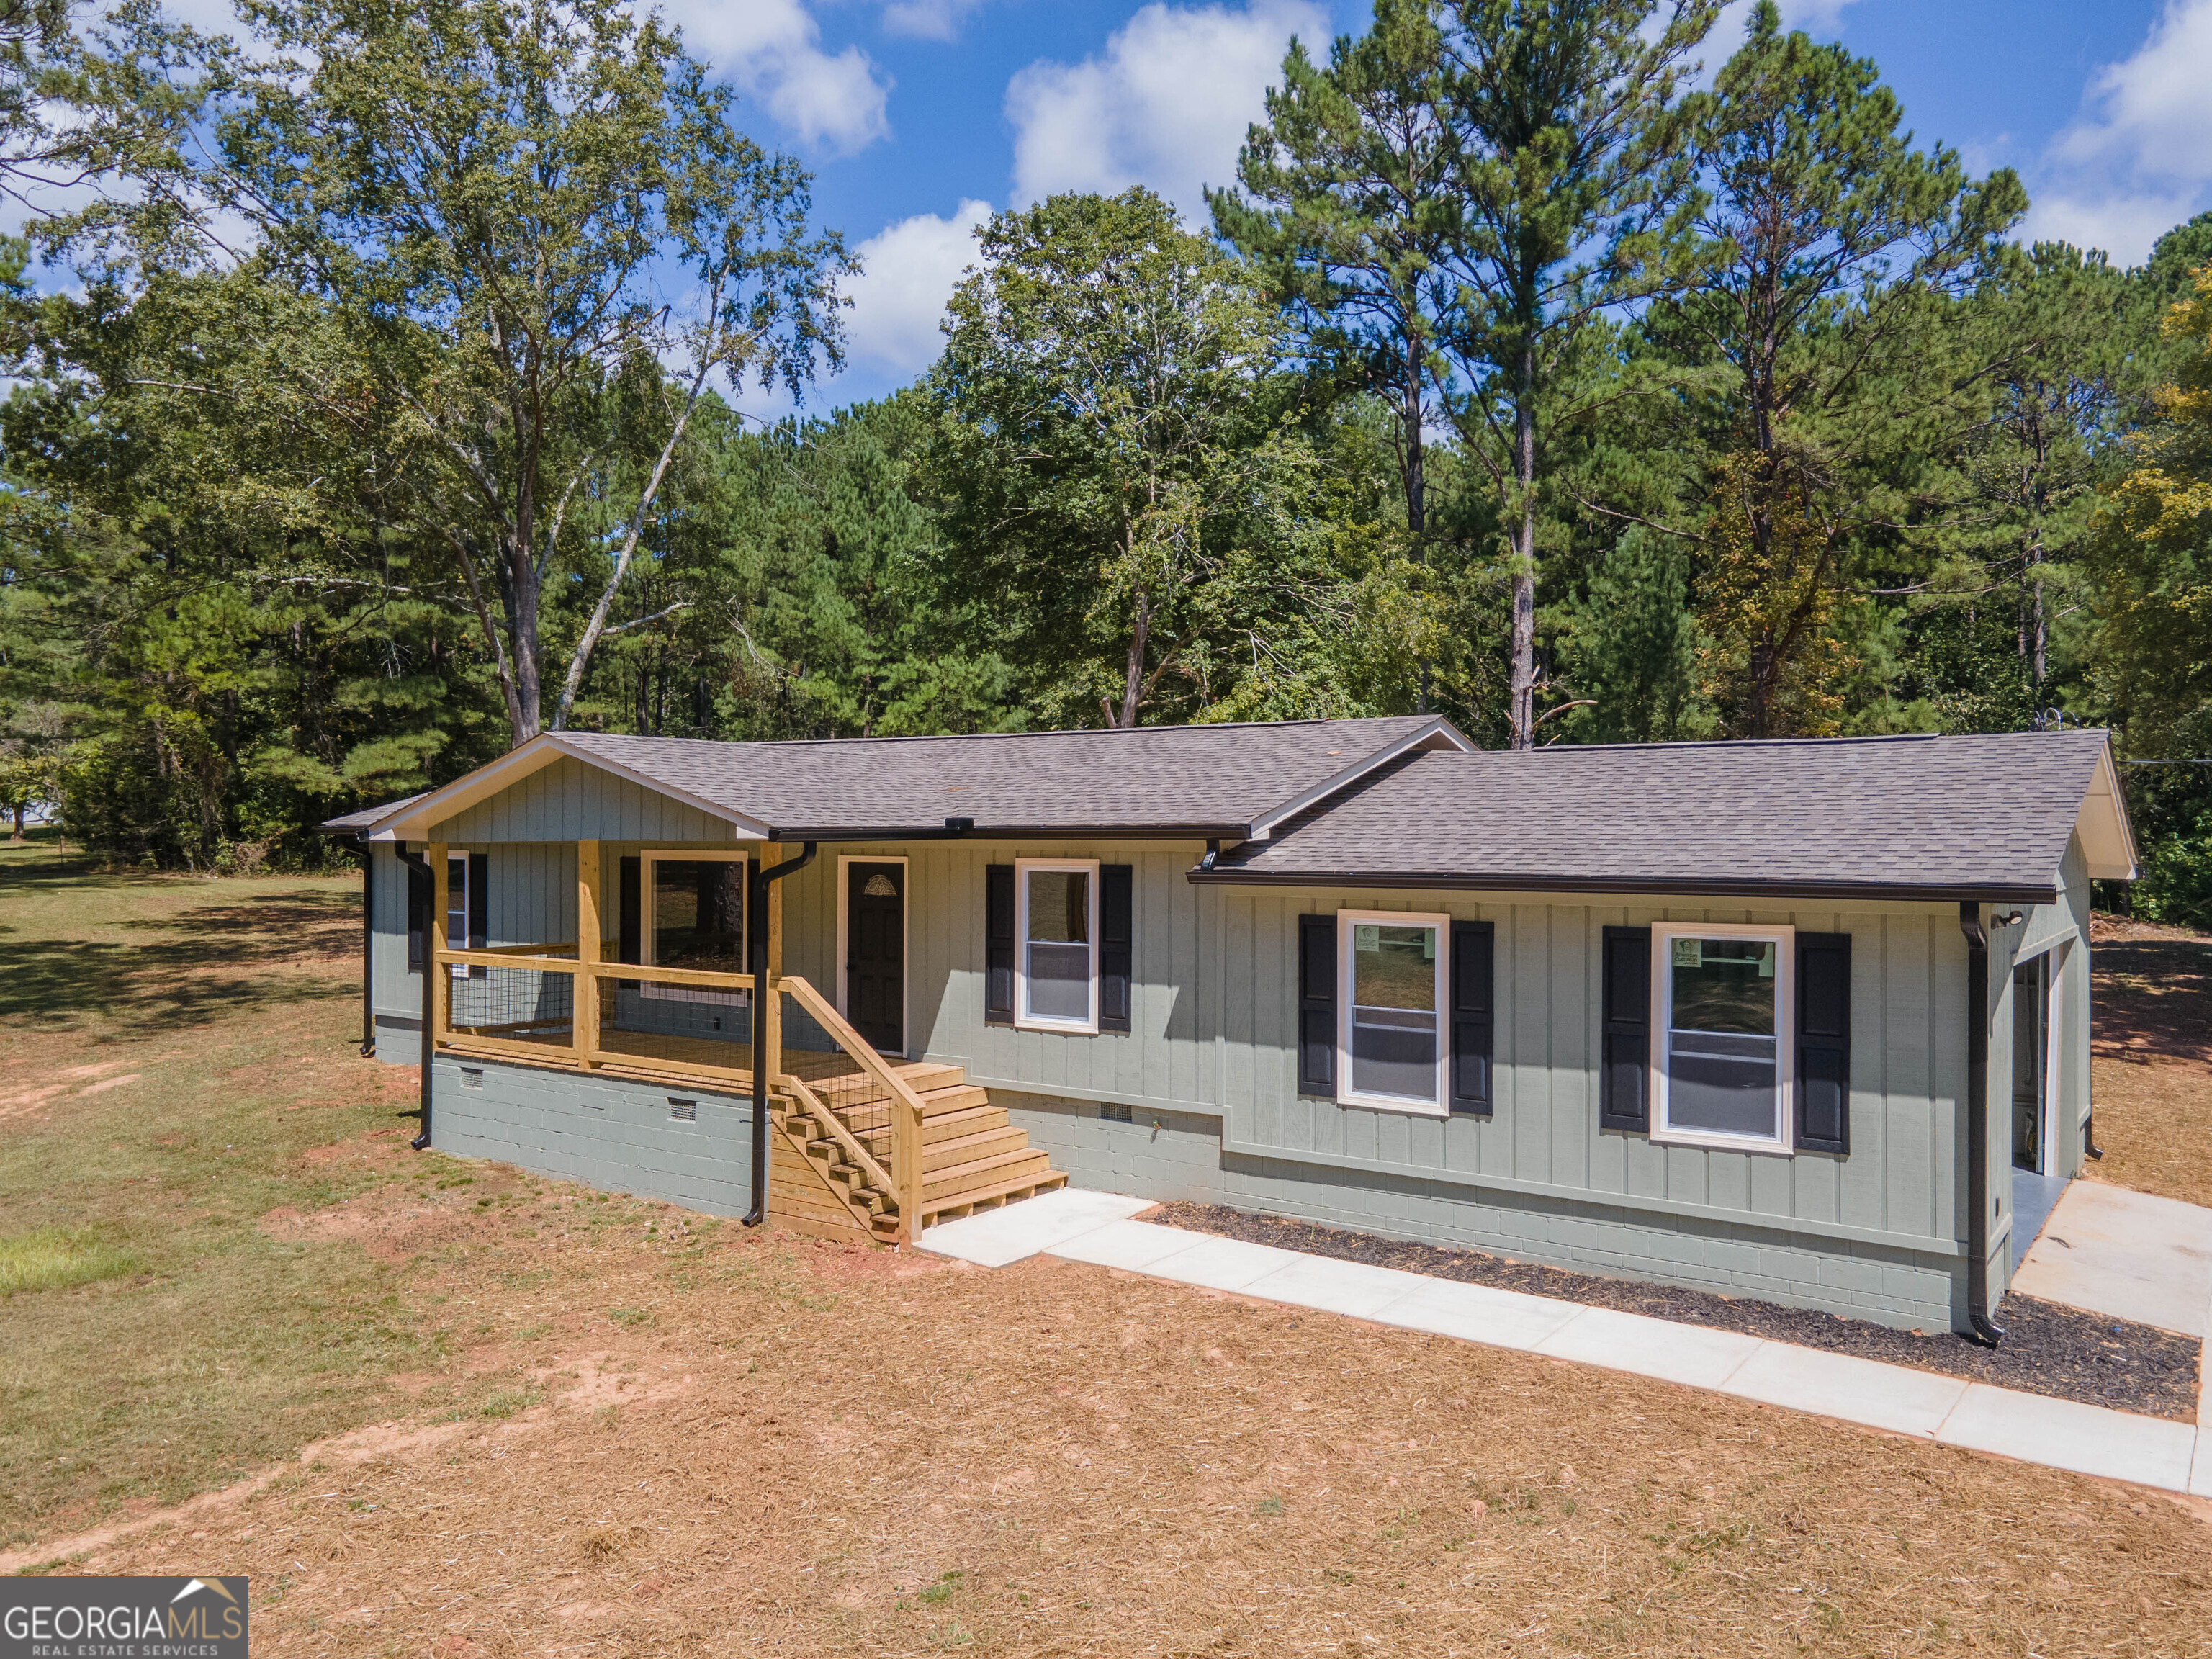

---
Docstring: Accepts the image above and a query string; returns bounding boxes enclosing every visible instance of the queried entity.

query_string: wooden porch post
[427,841,450,1047]
[576,840,603,1066]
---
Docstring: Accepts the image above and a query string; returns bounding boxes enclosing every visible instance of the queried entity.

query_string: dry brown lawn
[5,845,2212,1656]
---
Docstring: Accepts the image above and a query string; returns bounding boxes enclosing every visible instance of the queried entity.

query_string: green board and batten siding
[426,755,737,845]
[763,842,1973,1267]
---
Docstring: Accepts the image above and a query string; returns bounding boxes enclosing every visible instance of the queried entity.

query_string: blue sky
[668,0,2212,415]
[96,1,2212,415]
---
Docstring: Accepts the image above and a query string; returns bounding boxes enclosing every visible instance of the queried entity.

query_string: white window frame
[835,853,911,1056]
[641,848,748,1006]
[2011,935,2070,1177]
[1014,857,1101,1034]
[445,853,471,981]
[1650,923,1796,1154]
[1336,908,1452,1118]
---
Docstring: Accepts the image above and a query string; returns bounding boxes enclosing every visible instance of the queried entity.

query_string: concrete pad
[1143,1233,1309,1294]
[1534,1306,1765,1391]
[915,1186,1153,1268]
[1936,1384,2198,1493]
[2012,1181,2212,1337]
[1046,1218,1210,1274]
[1370,1276,1588,1352]
[1719,1342,1969,1439]
[1240,1254,1435,1321]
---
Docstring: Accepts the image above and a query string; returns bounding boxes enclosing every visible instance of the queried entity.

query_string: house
[322,715,2136,1337]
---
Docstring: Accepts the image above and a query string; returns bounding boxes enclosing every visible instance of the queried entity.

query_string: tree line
[1,0,2208,922]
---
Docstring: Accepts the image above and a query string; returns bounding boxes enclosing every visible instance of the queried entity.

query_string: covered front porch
[421,838,1064,1242]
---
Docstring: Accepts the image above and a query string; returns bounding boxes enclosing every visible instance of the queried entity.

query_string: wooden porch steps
[769,1057,1065,1244]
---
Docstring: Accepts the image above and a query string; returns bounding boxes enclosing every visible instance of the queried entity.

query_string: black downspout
[398,847,436,1151]
[1959,901,2005,1347]
[743,842,818,1228]
[350,835,375,1057]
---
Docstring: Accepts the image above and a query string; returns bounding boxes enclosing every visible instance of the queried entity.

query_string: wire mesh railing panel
[596,976,756,1073]
[780,997,896,1167]
[446,962,576,1048]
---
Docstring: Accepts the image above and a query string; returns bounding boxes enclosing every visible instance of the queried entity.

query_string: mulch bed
[1148,1200,2203,1423]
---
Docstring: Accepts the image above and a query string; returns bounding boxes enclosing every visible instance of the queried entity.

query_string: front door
[2011,955,2049,1172]
[846,862,904,1053]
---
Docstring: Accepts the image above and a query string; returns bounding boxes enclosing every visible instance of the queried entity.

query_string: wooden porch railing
[428,946,925,1243]
[775,975,928,1243]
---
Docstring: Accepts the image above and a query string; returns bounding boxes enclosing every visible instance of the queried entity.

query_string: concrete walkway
[2014,1179,2212,1338]
[920,1189,2212,1500]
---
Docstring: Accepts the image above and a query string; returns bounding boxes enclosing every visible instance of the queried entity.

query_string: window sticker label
[1354,925,1379,953]
[1673,938,1701,968]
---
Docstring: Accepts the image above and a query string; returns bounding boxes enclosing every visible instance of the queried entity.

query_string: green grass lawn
[0,831,449,1540]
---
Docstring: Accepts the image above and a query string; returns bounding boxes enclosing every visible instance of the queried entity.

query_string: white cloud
[1004,0,1327,220]
[660,0,890,156]
[881,0,986,42]
[841,199,992,378]
[2020,0,2212,263]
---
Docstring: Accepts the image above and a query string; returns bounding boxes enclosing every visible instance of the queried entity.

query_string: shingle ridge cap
[1392,729,2107,760]
[557,716,1416,755]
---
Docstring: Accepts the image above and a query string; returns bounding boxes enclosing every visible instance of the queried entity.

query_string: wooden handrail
[775,974,928,1244]
[431,948,755,994]
[585,960,755,992]
[780,1072,899,1200]
[436,947,579,970]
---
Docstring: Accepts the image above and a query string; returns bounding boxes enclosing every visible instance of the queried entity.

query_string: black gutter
[766,822,1248,842]
[1958,901,2005,1347]
[396,847,436,1151]
[743,842,818,1229]
[1187,867,2061,907]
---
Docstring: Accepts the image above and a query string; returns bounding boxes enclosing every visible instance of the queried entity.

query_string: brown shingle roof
[351,716,1464,840]
[1197,730,2128,903]
[552,716,1454,836]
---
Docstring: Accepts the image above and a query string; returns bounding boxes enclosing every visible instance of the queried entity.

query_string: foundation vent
[1100,1102,1133,1123]
[668,1097,698,1123]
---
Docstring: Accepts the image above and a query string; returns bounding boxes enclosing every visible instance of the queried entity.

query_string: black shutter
[405,858,429,973]
[1297,914,1336,1097]
[1796,932,1852,1154]
[1449,919,1494,1117]
[1600,925,1652,1133]
[467,851,489,979]
[985,864,1015,1025]
[618,855,641,990]
[1099,864,1133,1033]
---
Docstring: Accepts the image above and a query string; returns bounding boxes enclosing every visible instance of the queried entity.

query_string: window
[1652,925,1794,1152]
[642,851,747,1006]
[1015,859,1099,1031]
[445,854,469,980]
[1336,911,1449,1114]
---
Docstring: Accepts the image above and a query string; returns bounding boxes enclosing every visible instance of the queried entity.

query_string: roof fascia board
[2074,739,2139,881]
[376,734,773,842]
[1185,866,2059,906]
[1244,716,1475,842]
